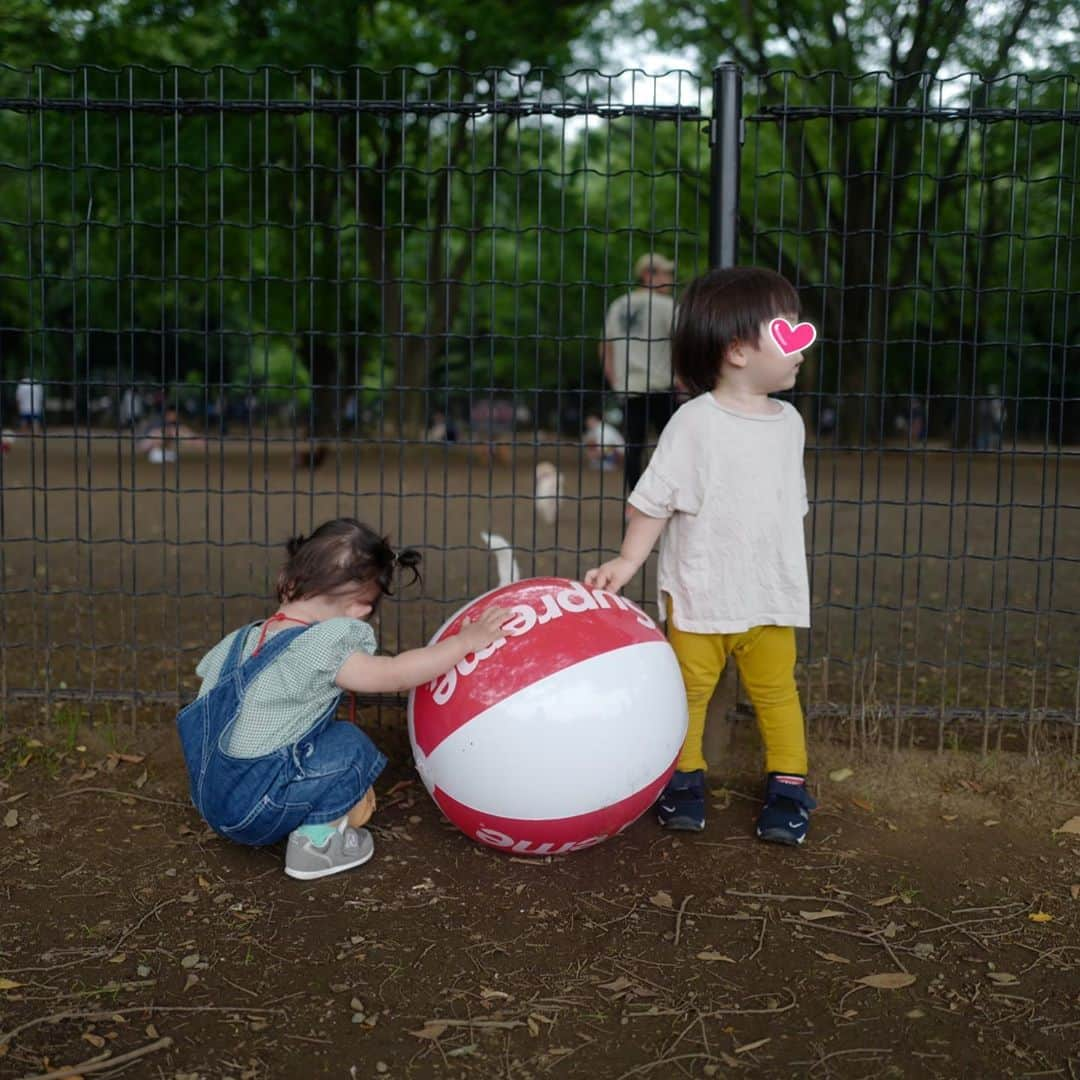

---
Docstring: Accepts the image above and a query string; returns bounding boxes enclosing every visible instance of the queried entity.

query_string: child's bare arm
[584,508,667,592]
[335,607,510,695]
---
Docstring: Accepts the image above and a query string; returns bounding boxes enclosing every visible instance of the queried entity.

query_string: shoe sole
[284,846,374,880]
[658,815,706,832]
[756,827,806,846]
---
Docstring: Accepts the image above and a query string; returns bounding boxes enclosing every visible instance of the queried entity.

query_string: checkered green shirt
[195,616,377,758]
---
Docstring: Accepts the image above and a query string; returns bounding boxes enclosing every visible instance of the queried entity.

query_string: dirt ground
[1,720,1079,1080]
[1,432,1078,721]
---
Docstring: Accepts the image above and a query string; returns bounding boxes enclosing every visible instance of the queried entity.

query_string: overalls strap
[222,622,314,692]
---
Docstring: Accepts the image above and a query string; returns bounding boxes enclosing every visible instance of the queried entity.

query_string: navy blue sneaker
[656,769,706,831]
[755,773,817,846]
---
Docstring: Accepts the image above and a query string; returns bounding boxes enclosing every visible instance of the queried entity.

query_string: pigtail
[392,546,423,591]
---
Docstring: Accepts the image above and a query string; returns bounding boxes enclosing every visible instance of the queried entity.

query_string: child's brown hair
[673,266,801,396]
[276,518,421,609]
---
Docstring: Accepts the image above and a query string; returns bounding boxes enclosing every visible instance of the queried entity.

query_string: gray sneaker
[284,826,374,880]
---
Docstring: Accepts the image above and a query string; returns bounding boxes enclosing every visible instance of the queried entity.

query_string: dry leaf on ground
[829,767,854,782]
[1053,816,1080,835]
[800,909,846,921]
[411,1021,449,1040]
[814,950,850,964]
[856,973,917,989]
[650,891,673,909]
[696,950,736,962]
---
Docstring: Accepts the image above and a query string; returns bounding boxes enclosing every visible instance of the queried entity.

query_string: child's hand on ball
[584,558,634,593]
[459,607,511,651]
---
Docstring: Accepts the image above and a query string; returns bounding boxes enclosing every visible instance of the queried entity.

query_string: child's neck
[710,382,780,416]
[276,596,344,623]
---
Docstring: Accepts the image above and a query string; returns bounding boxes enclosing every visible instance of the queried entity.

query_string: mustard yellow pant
[666,613,808,776]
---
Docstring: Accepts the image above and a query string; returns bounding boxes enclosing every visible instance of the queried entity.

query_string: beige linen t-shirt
[628,394,810,634]
[603,288,675,393]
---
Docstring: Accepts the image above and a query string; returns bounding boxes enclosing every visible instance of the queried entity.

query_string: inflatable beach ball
[407,577,688,855]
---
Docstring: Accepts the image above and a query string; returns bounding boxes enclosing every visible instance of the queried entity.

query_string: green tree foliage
[1,0,1075,441]
[1,0,622,432]
[625,0,1080,442]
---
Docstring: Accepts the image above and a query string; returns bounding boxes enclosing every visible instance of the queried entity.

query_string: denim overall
[176,623,386,846]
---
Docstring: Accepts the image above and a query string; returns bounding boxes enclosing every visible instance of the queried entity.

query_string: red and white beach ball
[407,577,688,855]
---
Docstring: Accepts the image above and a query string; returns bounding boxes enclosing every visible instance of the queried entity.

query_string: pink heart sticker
[769,318,817,356]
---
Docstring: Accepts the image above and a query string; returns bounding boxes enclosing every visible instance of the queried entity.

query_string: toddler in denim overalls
[177,518,509,880]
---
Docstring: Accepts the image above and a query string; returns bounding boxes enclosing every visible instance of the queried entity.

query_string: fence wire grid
[0,64,1077,749]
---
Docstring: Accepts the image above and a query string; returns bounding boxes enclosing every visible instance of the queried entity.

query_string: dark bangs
[672,267,800,396]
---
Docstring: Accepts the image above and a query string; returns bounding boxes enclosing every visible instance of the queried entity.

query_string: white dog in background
[479,463,563,586]
[534,461,563,526]
[480,531,521,588]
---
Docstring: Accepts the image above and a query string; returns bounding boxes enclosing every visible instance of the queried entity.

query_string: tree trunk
[833,167,887,445]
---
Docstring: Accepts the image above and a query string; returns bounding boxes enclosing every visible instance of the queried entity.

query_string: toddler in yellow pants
[586,266,817,843]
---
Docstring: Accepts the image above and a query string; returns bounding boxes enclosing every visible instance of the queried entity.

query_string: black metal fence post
[709,63,743,269]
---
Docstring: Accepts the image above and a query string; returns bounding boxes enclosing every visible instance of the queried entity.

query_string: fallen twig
[792,1046,893,1075]
[699,988,797,1018]
[64,787,187,808]
[664,1014,703,1058]
[747,915,768,962]
[726,889,868,918]
[424,1018,525,1030]
[614,1052,712,1079]
[673,894,694,948]
[951,902,1028,915]
[17,1035,173,1079]
[539,1036,594,1073]
[53,979,158,1001]
[3,952,110,975]
[917,909,1030,935]
[0,1004,283,1046]
[109,897,178,958]
[1016,944,1080,974]
[781,914,917,969]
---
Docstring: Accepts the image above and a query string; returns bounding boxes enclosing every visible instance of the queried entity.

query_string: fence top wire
[0,61,701,80]
[752,104,1080,123]
[0,97,704,121]
[0,61,705,119]
[752,67,1080,88]
[2,64,1075,124]
[746,68,1080,124]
